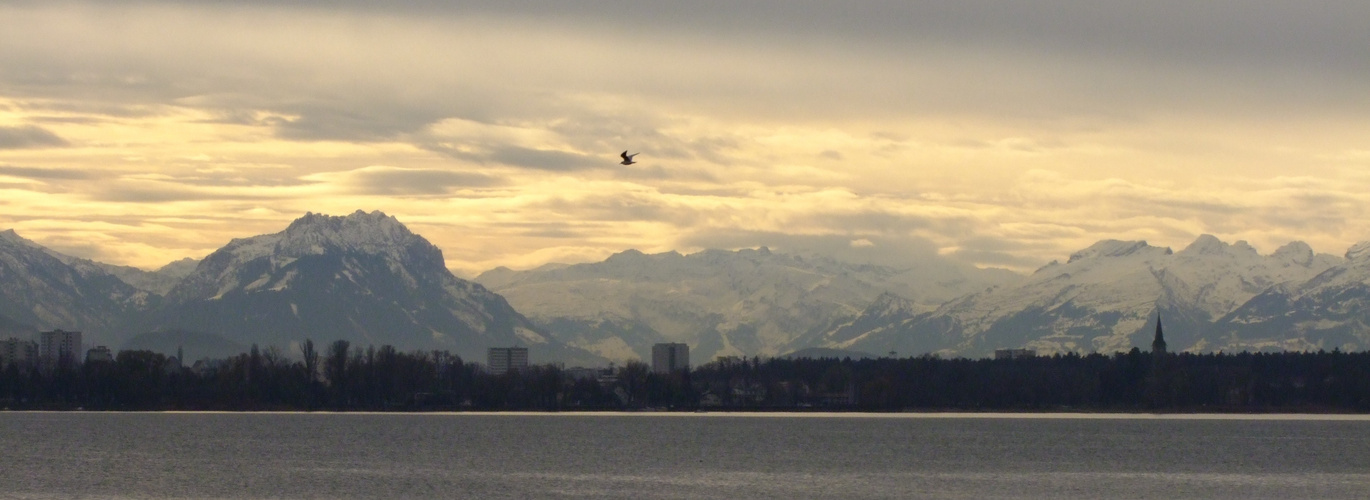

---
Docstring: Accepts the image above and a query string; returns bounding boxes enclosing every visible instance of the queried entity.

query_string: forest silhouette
[5,340,1370,412]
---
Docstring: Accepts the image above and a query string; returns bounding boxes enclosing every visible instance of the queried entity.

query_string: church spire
[1151,313,1167,356]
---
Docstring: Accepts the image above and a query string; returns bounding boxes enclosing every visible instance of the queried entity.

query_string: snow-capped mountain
[476,247,1016,362]
[10,215,1370,362]
[819,235,1344,358]
[95,258,199,296]
[0,229,151,341]
[129,210,601,364]
[1211,241,1370,352]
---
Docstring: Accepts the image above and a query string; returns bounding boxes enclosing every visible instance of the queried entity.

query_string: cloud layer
[2,1,1369,274]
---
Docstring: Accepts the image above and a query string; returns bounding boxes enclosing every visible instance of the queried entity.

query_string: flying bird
[620,151,638,165]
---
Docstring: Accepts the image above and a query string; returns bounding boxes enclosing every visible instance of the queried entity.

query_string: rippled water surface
[3,412,1369,499]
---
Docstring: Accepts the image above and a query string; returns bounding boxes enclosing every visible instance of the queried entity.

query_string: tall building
[1,337,38,370]
[651,343,690,374]
[487,347,529,375]
[39,329,82,369]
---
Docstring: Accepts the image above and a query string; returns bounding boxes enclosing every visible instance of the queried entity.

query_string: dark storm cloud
[0,125,69,149]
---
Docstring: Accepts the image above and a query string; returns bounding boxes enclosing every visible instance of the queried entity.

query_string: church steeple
[1151,313,1167,356]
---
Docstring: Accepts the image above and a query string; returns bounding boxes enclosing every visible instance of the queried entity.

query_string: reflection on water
[2,412,1369,499]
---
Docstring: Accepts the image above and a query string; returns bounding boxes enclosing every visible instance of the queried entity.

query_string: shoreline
[6,409,1370,420]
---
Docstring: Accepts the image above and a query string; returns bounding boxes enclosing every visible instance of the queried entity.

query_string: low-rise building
[1,337,38,370]
[85,346,113,363]
[994,348,1036,360]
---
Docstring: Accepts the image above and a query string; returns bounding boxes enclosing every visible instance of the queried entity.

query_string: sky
[1,1,1368,276]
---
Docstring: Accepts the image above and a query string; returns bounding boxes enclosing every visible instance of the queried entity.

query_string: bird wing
[621,151,630,161]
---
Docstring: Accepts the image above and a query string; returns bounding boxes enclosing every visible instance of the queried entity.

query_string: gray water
[2,412,1369,499]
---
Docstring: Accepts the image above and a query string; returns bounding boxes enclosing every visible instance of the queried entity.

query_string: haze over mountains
[811,237,1348,358]
[477,248,1016,361]
[2,211,597,365]
[4,210,1370,364]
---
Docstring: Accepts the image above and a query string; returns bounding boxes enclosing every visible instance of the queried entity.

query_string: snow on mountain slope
[0,229,150,343]
[1212,241,1370,352]
[1162,236,1341,319]
[94,258,199,296]
[476,247,1017,362]
[827,235,1342,358]
[135,210,602,364]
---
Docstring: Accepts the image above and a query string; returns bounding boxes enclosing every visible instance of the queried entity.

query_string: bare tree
[299,339,319,384]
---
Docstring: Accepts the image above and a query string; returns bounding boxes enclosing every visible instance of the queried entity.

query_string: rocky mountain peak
[279,210,417,256]
[1346,241,1370,261]
[1272,241,1316,266]
[1179,234,1226,255]
[605,249,647,262]
[869,291,916,314]
[0,229,45,250]
[136,211,596,364]
[0,227,147,340]
[1067,240,1169,263]
[1178,235,1259,257]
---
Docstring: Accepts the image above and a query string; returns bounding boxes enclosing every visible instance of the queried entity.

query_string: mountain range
[476,247,1015,361]
[2,212,598,365]
[808,236,1351,358]
[4,210,1370,364]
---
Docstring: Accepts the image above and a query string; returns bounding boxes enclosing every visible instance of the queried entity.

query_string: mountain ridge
[8,218,1370,364]
[130,210,601,364]
[820,234,1351,358]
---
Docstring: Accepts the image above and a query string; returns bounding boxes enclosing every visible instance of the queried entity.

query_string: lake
[2,412,1369,499]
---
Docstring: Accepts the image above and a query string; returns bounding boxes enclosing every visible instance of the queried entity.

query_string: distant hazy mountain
[781,347,878,360]
[476,247,1017,362]
[10,215,1370,363]
[94,258,199,296]
[125,210,602,365]
[818,235,1345,358]
[0,229,151,342]
[0,312,37,338]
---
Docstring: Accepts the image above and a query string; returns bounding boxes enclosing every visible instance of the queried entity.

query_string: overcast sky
[2,0,1368,274]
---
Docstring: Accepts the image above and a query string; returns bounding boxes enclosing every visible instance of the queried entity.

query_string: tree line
[3,342,1370,412]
